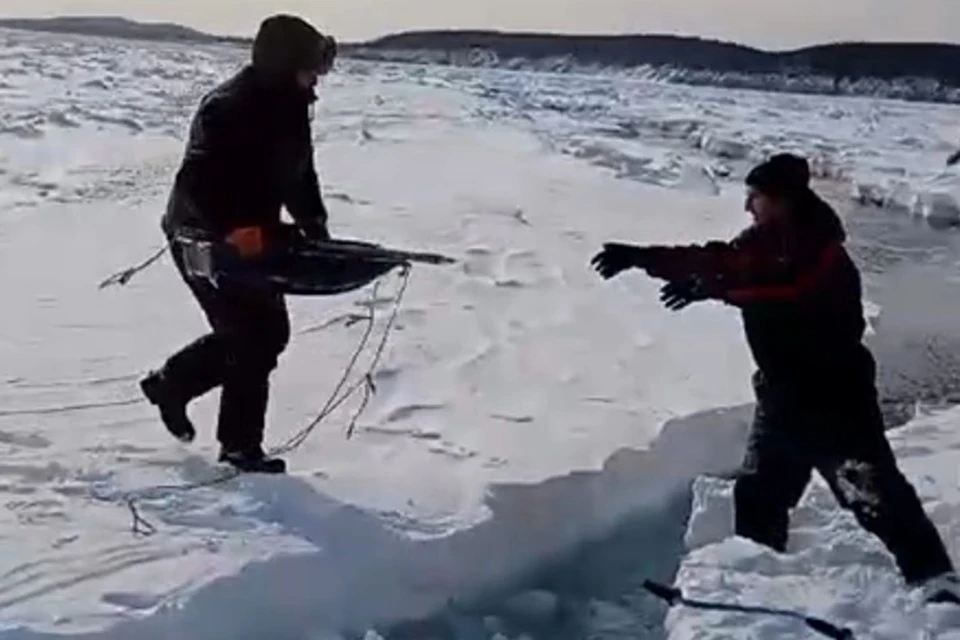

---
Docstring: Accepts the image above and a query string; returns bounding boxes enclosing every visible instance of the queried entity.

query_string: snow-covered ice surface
[441,65,960,224]
[0,25,959,640]
[0,29,757,638]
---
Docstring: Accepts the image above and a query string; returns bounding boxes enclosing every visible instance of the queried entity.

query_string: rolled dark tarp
[175,232,452,296]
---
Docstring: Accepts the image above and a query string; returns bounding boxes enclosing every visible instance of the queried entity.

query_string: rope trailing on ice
[98,245,169,289]
[0,397,144,417]
[643,580,855,640]
[115,265,411,537]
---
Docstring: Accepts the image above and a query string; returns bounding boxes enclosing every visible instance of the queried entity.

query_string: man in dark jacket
[591,153,960,603]
[139,14,337,473]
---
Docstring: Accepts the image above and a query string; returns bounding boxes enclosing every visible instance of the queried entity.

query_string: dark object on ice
[593,153,957,587]
[642,580,854,639]
[174,226,452,295]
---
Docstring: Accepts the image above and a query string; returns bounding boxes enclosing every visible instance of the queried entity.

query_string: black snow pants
[158,235,290,453]
[734,369,954,586]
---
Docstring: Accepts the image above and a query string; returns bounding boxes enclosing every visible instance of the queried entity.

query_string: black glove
[948,149,960,167]
[659,278,710,311]
[591,243,659,279]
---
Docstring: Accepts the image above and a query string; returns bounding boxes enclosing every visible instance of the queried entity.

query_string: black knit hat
[745,153,811,197]
[252,14,336,77]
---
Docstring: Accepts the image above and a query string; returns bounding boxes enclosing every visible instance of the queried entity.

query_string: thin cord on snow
[119,265,412,536]
[128,497,158,537]
[643,580,855,640]
[270,262,411,448]
[99,245,169,289]
[0,397,144,417]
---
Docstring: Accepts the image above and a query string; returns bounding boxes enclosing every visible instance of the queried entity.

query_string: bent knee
[223,331,288,373]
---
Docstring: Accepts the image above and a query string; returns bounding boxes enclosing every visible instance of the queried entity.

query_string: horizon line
[1,14,960,52]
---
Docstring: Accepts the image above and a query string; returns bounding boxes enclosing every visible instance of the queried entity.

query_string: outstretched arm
[594,230,842,306]
[642,232,842,306]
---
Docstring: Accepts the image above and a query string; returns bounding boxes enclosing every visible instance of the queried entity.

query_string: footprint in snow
[428,441,478,461]
[101,591,162,611]
[381,402,446,424]
[362,425,442,440]
[0,483,36,496]
[368,367,403,401]
[50,484,89,498]
[52,534,79,549]
[484,457,508,469]
[395,307,429,330]
[0,430,51,449]
[0,462,71,484]
[490,413,534,424]
[462,247,497,279]
[496,249,554,288]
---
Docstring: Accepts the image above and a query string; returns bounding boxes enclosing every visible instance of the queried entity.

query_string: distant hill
[0,16,250,46]
[352,30,960,86]
[348,30,960,103]
[2,18,960,102]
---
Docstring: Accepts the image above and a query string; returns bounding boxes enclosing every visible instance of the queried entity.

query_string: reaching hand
[591,242,645,279]
[659,278,709,311]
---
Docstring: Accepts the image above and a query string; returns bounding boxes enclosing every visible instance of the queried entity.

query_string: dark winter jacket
[162,65,327,240]
[642,191,872,391]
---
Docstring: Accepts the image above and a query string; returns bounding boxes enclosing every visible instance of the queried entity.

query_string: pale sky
[0,0,957,49]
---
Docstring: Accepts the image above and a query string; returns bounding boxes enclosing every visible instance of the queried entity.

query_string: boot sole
[218,457,286,474]
[220,463,286,474]
[927,591,960,605]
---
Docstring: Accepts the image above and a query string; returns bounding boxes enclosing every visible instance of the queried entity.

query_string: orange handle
[225,226,264,257]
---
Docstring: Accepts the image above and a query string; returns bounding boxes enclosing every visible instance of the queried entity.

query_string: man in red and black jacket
[139,15,337,474]
[592,153,960,602]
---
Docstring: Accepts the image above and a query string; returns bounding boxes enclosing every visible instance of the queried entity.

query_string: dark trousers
[160,238,290,452]
[734,372,953,585]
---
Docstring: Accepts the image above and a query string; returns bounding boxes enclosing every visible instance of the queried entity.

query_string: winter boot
[920,572,960,605]
[140,370,197,443]
[218,447,286,474]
